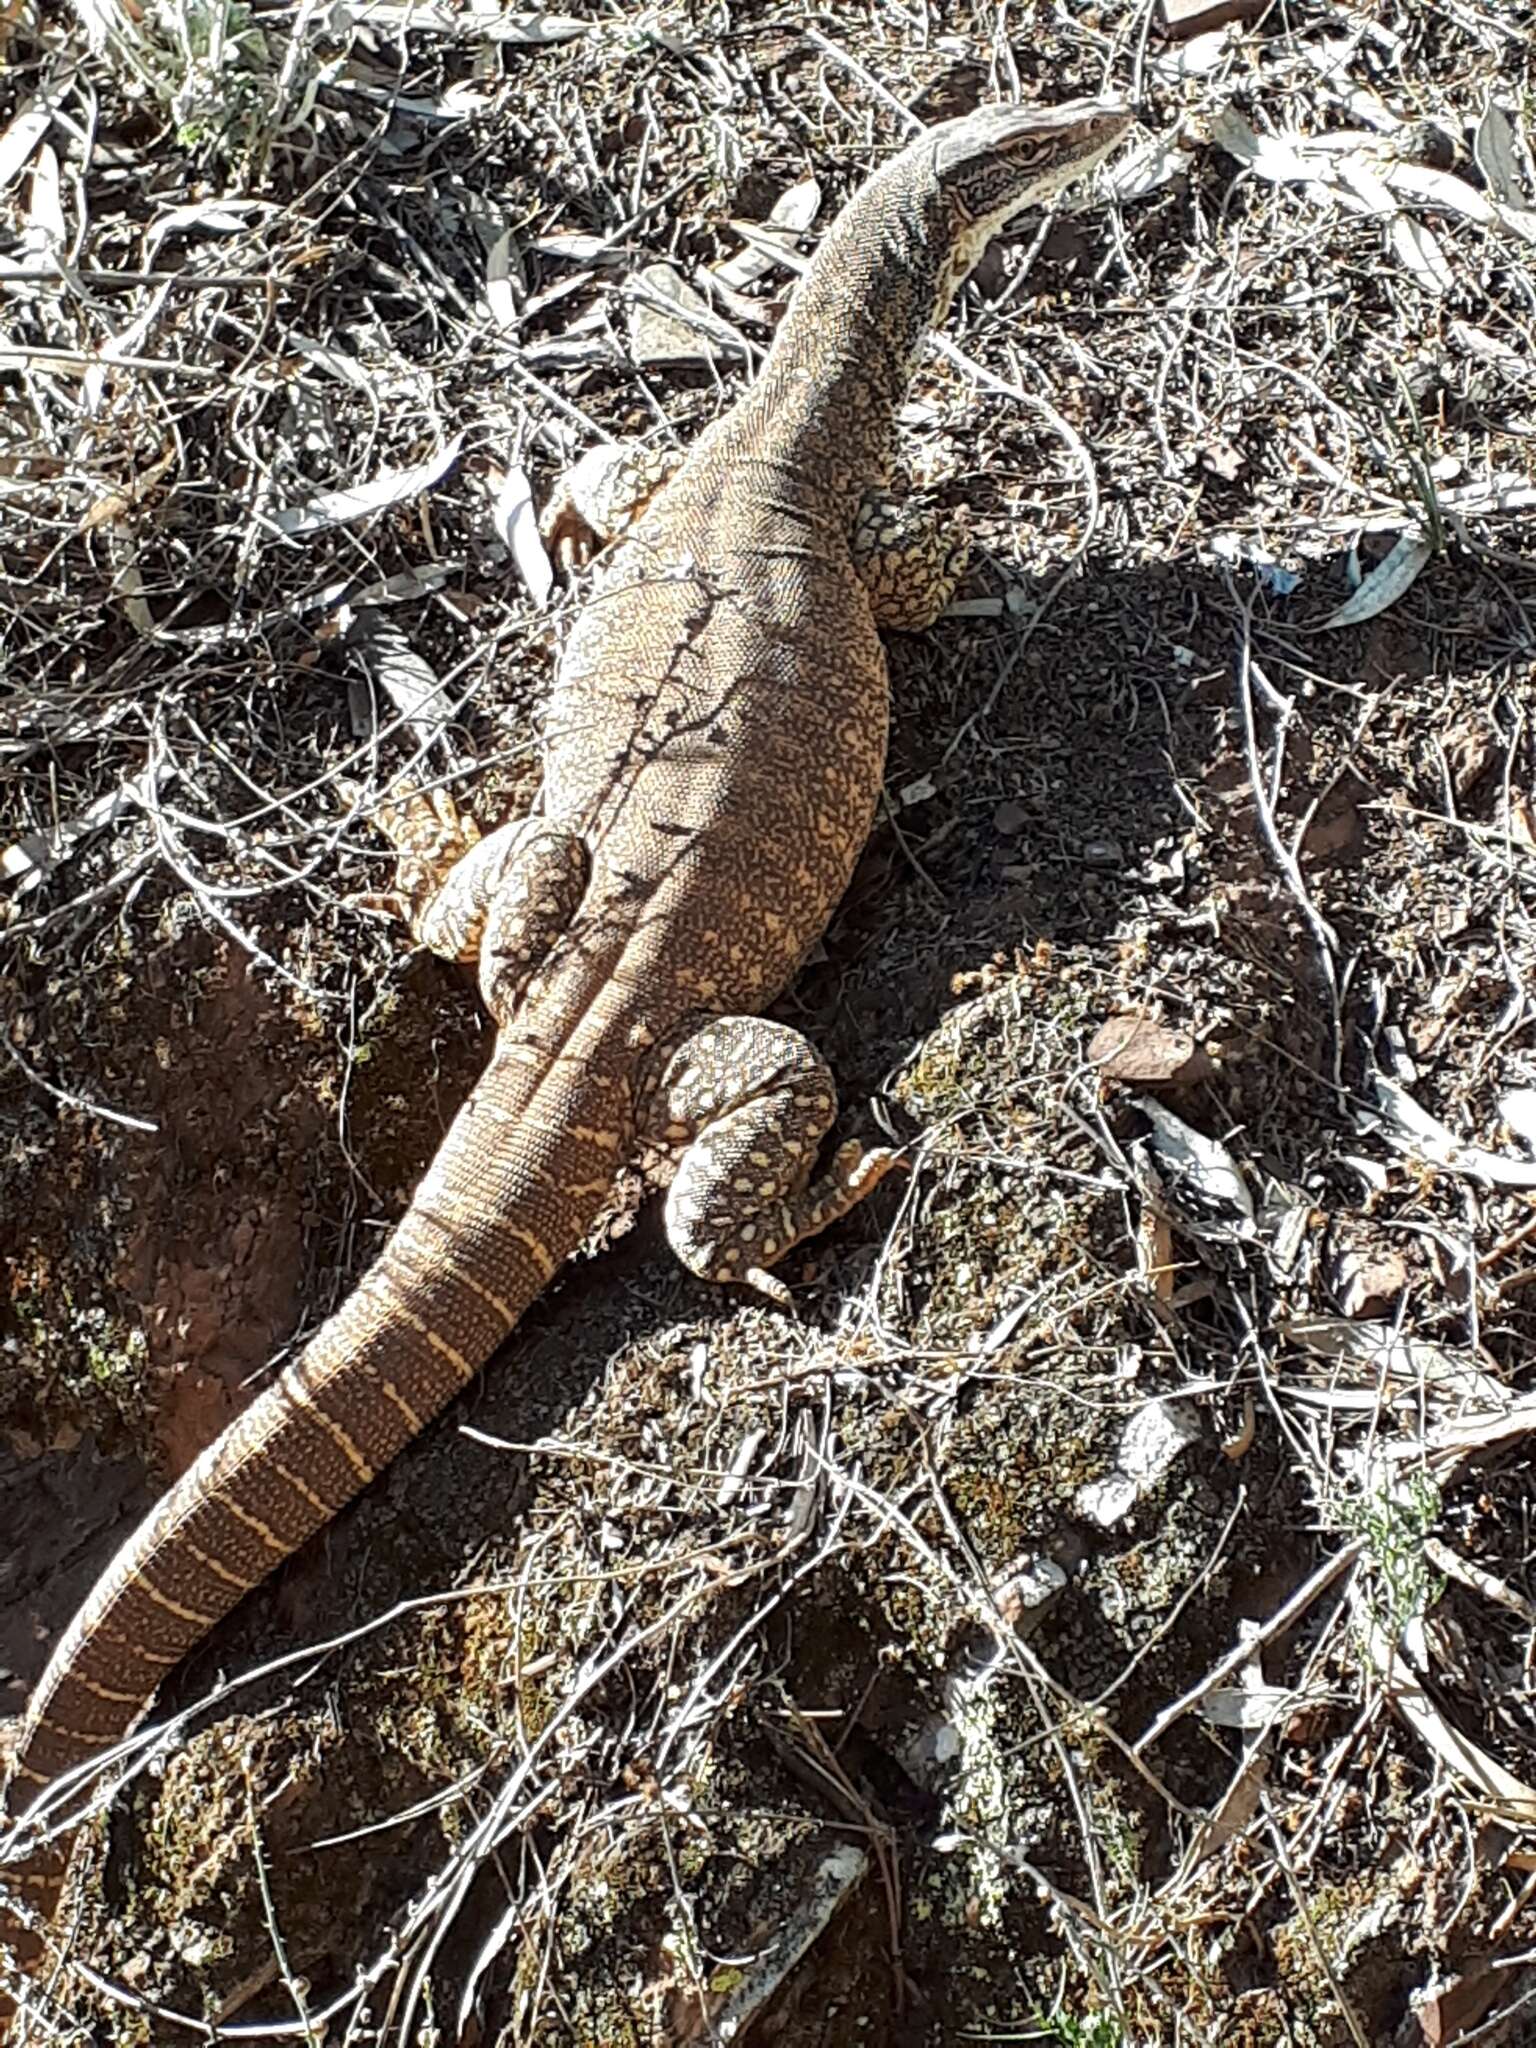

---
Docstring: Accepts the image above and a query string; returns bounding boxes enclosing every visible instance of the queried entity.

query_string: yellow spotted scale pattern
[1,95,1132,2004]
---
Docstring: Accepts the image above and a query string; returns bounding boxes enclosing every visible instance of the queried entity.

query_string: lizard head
[924,96,1135,317]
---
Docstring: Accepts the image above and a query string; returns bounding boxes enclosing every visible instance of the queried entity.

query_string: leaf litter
[2,0,1536,2042]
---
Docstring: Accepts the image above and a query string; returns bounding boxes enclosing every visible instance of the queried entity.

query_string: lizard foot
[638,1017,897,1303]
[741,1144,903,1303]
[346,782,485,959]
[542,440,680,571]
[349,787,585,999]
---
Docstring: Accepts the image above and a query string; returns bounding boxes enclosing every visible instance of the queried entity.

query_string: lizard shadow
[803,548,1374,1129]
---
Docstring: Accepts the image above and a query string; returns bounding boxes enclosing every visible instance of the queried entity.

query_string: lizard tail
[1,1039,626,2010]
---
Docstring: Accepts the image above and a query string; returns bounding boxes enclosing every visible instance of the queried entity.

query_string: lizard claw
[743,1265,797,1312]
[542,489,602,574]
[345,888,412,924]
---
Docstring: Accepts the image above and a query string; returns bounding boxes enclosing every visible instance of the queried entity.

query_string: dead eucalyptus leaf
[1449,319,1529,379]
[1473,103,1534,209]
[1360,1609,1536,1826]
[1279,1316,1506,1412]
[2,760,177,893]
[1136,1099,1257,1242]
[481,8,589,40]
[490,462,554,607]
[1390,214,1453,295]
[628,262,747,365]
[1101,132,1195,202]
[419,0,590,40]
[1380,159,1498,225]
[0,91,56,189]
[144,197,269,262]
[683,1842,867,2043]
[273,432,464,538]
[530,229,617,262]
[485,227,523,331]
[1368,1073,1536,1188]
[1208,106,1316,185]
[24,140,65,250]
[715,176,820,290]
[1322,530,1433,629]
[347,611,448,746]
[1330,154,1396,217]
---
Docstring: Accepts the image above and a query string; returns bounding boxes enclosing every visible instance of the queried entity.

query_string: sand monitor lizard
[0,94,1132,2008]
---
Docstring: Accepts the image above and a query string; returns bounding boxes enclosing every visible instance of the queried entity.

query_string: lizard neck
[737,161,948,499]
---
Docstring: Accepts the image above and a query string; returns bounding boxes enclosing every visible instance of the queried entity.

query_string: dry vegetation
[3,0,1536,2042]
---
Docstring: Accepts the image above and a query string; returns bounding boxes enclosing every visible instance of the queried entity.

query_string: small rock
[1076,1471,1140,1529]
[1081,837,1123,869]
[1076,1397,1202,1527]
[1119,1396,1202,1484]
[992,798,1030,836]
[1090,1011,1211,1086]
[1301,795,1363,863]
[992,1554,1067,1631]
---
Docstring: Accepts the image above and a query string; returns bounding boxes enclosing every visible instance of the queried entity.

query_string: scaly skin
[0,95,1132,2022]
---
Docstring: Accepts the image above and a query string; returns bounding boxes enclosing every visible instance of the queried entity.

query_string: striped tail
[1,1037,627,2004]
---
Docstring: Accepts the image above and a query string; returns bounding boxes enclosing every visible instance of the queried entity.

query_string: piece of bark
[1090,1012,1212,1086]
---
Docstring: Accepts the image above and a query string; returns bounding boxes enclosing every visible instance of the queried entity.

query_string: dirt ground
[3,0,1536,2042]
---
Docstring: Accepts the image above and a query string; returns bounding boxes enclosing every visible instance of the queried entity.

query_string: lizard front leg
[851,488,971,632]
[542,440,681,568]
[638,1016,899,1305]
[353,786,543,963]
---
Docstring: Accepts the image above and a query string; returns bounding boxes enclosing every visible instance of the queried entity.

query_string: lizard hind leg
[851,488,971,632]
[638,1016,900,1306]
[352,783,587,1022]
[477,826,589,1026]
[350,782,570,970]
